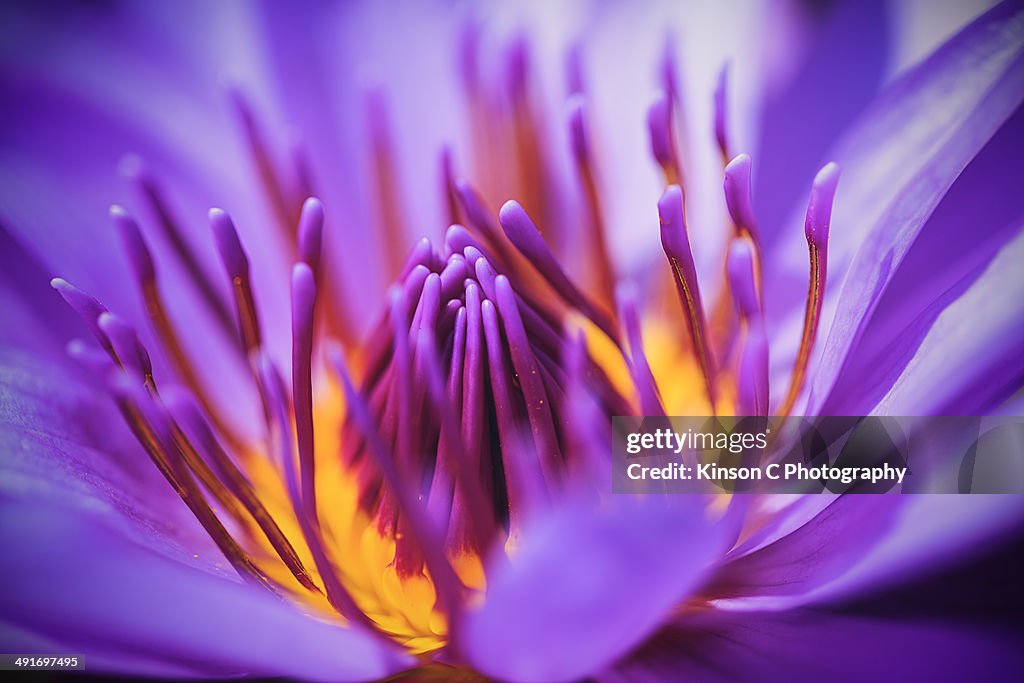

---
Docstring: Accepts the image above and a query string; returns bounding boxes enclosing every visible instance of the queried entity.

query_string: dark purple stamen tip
[657,185,691,264]
[723,153,758,240]
[210,208,249,280]
[647,93,675,168]
[110,205,155,285]
[297,197,324,276]
[51,278,112,353]
[805,162,841,247]
[505,35,529,99]
[566,94,589,162]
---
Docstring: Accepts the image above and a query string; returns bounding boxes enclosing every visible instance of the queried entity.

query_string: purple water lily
[1,0,1024,681]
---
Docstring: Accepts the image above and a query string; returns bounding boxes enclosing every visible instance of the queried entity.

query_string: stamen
[66,338,114,377]
[713,63,731,164]
[472,255,564,360]
[494,275,562,486]
[210,208,263,355]
[779,162,841,417]
[453,284,497,551]
[567,96,617,308]
[297,198,323,277]
[615,284,665,416]
[97,312,154,391]
[164,387,320,593]
[257,353,378,629]
[498,201,620,345]
[562,329,610,481]
[50,278,112,355]
[112,206,246,452]
[453,182,521,271]
[647,93,683,187]
[291,263,319,521]
[480,298,546,537]
[727,238,769,417]
[658,185,717,412]
[111,376,274,593]
[723,154,761,247]
[93,308,249,525]
[118,157,235,336]
[330,345,464,614]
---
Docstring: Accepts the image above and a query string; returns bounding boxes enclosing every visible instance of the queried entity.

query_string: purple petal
[709,494,903,605]
[0,343,221,565]
[0,497,412,681]
[604,606,1023,682]
[868,227,1024,416]
[821,107,1024,414]
[763,1,1024,413]
[457,495,729,682]
[804,494,1024,607]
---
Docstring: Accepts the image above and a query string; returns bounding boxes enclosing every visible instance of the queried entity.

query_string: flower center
[51,31,840,658]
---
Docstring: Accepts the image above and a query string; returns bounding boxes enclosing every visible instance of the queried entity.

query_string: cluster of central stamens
[50,31,840,655]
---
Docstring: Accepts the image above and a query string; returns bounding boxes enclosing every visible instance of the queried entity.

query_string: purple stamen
[210,208,249,283]
[97,312,153,388]
[461,281,490,478]
[119,155,234,334]
[210,208,263,354]
[297,197,324,277]
[567,95,590,164]
[112,376,274,593]
[562,329,611,483]
[163,386,321,592]
[727,238,761,322]
[723,153,760,245]
[291,263,318,521]
[329,344,464,612]
[727,239,769,417]
[805,162,841,248]
[259,351,379,629]
[498,200,619,345]
[494,275,562,485]
[66,338,116,379]
[480,298,545,537]
[780,162,841,417]
[110,205,155,285]
[50,278,112,355]
[658,184,717,412]
[616,283,666,416]
[647,93,679,184]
